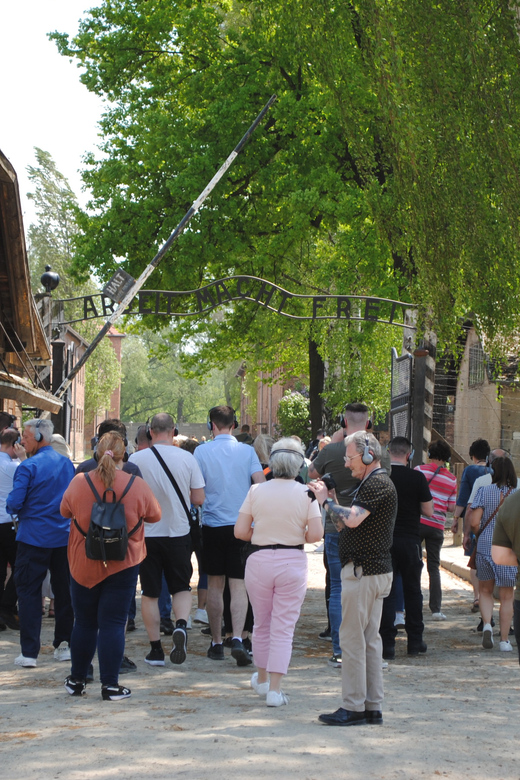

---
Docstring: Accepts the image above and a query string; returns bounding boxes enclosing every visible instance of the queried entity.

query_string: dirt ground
[1,547,518,780]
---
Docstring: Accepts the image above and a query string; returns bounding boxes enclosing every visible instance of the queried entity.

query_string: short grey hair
[345,431,381,462]
[269,437,305,479]
[25,418,53,444]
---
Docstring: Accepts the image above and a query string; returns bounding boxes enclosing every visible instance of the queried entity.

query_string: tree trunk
[308,338,325,438]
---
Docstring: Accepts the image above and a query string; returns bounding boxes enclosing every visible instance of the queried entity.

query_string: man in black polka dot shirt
[309,431,397,727]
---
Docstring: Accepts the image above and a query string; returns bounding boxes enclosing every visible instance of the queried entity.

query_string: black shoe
[319,708,367,726]
[477,618,495,632]
[160,618,174,636]
[382,647,395,661]
[64,676,86,696]
[101,684,131,701]
[223,636,233,648]
[242,636,252,654]
[119,655,137,674]
[318,627,332,641]
[0,621,6,631]
[407,642,427,656]
[365,710,383,725]
[170,627,187,665]
[126,618,136,632]
[145,647,165,666]
[0,611,20,631]
[231,638,253,667]
[86,664,94,683]
[207,642,224,660]
[201,626,212,636]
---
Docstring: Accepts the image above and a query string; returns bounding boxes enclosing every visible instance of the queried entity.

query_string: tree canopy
[50,0,520,425]
[27,148,121,420]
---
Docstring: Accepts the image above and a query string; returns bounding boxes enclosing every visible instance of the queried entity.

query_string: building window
[468,343,485,387]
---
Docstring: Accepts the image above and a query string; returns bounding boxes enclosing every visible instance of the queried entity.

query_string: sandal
[48,609,55,618]
[471,599,480,613]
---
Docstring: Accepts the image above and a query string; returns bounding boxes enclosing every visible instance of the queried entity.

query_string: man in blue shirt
[194,405,264,665]
[6,418,75,667]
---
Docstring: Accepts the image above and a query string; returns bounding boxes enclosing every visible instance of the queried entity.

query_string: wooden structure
[0,150,62,419]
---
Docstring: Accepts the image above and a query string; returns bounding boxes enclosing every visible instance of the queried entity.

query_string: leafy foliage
[276,390,310,440]
[26,148,120,420]
[48,1,520,426]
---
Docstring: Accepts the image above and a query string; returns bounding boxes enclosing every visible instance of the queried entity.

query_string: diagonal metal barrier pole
[52,94,277,401]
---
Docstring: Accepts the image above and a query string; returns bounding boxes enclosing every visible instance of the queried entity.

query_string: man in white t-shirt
[129,413,205,667]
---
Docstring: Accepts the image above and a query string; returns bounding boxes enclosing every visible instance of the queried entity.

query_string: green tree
[50,1,520,426]
[276,390,310,440]
[119,327,241,422]
[26,148,120,419]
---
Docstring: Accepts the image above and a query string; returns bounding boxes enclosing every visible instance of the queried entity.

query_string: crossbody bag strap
[150,446,192,523]
[476,488,512,540]
[427,466,442,485]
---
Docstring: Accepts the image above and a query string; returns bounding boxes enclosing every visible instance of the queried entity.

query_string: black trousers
[0,521,18,613]
[380,536,424,653]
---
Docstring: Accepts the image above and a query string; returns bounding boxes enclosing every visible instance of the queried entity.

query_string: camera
[321,472,336,491]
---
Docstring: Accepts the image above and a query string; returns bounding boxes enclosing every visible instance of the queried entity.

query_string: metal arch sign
[56,275,416,328]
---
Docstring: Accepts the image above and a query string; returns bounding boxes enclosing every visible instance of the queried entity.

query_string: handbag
[467,488,512,569]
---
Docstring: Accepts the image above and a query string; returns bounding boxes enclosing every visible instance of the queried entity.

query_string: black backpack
[73,473,141,567]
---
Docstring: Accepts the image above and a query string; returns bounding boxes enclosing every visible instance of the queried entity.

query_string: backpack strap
[84,472,136,505]
[73,517,86,538]
[150,446,192,524]
[84,472,103,503]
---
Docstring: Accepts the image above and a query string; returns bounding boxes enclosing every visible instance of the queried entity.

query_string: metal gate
[390,347,413,439]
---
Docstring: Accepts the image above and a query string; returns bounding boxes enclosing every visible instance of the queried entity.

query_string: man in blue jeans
[309,403,372,667]
[6,418,75,667]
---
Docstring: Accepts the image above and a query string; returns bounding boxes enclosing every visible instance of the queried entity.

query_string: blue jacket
[6,446,75,548]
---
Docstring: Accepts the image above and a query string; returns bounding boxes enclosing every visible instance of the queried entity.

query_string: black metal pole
[53,95,277,401]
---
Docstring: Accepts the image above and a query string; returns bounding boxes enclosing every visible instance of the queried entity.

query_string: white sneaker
[394,612,405,628]
[54,642,71,662]
[500,640,513,652]
[186,616,192,630]
[250,672,269,696]
[194,608,208,625]
[432,612,447,621]
[382,660,389,670]
[14,654,37,667]
[482,623,494,649]
[266,690,289,707]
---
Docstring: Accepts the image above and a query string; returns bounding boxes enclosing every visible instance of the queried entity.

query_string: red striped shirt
[414,464,457,529]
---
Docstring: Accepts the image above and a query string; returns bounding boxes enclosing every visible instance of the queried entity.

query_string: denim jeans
[70,565,139,686]
[324,533,342,656]
[158,574,172,620]
[14,542,73,658]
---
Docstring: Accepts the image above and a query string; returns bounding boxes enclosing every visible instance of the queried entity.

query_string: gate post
[411,332,437,467]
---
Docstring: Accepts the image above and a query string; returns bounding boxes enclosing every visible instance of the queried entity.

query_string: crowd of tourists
[1,405,519,723]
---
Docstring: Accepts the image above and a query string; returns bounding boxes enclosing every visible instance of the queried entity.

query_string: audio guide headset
[207,407,239,433]
[361,434,374,465]
[34,419,43,443]
[145,417,179,440]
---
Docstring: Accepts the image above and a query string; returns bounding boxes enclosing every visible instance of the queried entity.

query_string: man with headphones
[379,437,433,661]
[6,418,75,667]
[309,430,397,727]
[76,419,141,477]
[308,403,372,667]
[194,405,265,666]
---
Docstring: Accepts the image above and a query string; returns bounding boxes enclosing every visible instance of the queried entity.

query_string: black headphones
[34,419,44,443]
[361,434,374,465]
[207,407,238,432]
[145,417,178,440]
[93,421,128,448]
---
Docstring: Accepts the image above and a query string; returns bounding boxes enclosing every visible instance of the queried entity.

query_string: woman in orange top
[60,432,161,701]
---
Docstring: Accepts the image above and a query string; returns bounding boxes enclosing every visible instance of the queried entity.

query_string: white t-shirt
[239,479,321,546]
[129,445,205,537]
[468,473,492,506]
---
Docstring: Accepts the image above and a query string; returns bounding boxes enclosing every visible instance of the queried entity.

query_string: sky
[1,1,103,227]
